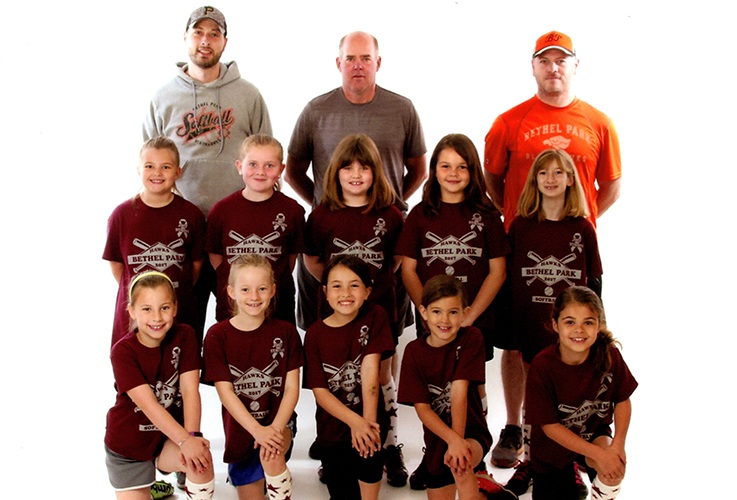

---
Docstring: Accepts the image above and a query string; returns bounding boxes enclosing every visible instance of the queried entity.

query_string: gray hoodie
[143,61,272,215]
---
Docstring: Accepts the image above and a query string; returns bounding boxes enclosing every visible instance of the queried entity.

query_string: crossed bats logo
[226,230,283,263]
[229,359,284,403]
[558,373,613,435]
[429,382,452,416]
[324,355,363,406]
[128,238,186,274]
[421,230,483,266]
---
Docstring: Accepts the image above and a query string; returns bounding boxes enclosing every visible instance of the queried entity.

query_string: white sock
[184,478,214,500]
[382,379,399,448]
[590,476,621,500]
[264,468,292,500]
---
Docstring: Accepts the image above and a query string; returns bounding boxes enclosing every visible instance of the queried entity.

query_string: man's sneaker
[150,480,174,499]
[574,462,588,500]
[384,444,408,487]
[176,472,186,490]
[476,470,518,500]
[409,451,428,490]
[490,425,523,468]
[504,461,532,496]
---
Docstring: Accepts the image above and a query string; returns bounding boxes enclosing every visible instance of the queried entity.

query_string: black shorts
[425,432,493,490]
[483,279,517,353]
[320,443,385,498]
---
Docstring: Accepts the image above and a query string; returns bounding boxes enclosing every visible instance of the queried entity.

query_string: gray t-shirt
[287,86,426,212]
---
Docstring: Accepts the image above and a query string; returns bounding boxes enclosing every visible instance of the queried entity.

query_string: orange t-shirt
[484,95,621,230]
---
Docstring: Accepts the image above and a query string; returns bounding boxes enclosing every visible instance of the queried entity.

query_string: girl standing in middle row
[396,133,510,490]
[303,134,408,487]
[206,134,305,325]
[500,148,603,497]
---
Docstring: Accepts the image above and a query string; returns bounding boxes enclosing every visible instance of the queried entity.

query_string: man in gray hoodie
[142,6,272,346]
[143,5,272,216]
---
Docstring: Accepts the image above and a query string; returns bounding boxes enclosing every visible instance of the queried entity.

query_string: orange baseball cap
[533,31,576,57]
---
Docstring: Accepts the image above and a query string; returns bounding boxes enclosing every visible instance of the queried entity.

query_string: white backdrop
[2,0,733,496]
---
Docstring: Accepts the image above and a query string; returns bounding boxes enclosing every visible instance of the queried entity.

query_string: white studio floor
[141,315,616,500]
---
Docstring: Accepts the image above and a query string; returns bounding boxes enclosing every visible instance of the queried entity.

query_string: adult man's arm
[596,178,621,218]
[142,100,162,141]
[401,154,428,201]
[284,156,315,205]
[484,170,505,211]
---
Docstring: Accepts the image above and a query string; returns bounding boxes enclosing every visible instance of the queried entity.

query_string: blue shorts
[228,417,297,487]
[228,451,264,487]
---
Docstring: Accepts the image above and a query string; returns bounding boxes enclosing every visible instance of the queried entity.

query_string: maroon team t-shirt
[525,344,638,473]
[206,190,305,323]
[202,318,304,463]
[305,203,403,323]
[396,201,509,331]
[398,326,492,474]
[105,324,201,461]
[507,216,602,363]
[303,305,395,447]
[103,195,206,346]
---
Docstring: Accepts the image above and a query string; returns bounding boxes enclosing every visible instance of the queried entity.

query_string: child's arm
[214,381,286,456]
[303,254,324,281]
[610,398,632,463]
[542,399,630,480]
[262,368,301,460]
[208,253,223,271]
[415,398,472,474]
[360,352,382,451]
[192,258,204,285]
[127,375,212,472]
[446,379,474,473]
[462,256,506,327]
[270,368,301,430]
[109,262,125,284]
[401,256,424,309]
[180,369,203,434]
[312,385,381,458]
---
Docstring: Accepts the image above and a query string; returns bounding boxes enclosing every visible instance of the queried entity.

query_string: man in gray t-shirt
[284,30,427,490]
[285,31,426,212]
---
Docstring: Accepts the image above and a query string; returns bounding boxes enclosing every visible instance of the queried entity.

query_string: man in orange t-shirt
[484,31,621,230]
[482,30,622,497]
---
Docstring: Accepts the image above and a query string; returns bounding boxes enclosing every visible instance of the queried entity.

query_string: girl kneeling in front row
[104,271,214,500]
[399,275,516,500]
[525,286,637,500]
[203,255,303,500]
[304,255,395,499]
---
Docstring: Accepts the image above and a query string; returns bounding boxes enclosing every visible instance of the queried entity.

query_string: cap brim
[188,17,226,33]
[533,46,575,57]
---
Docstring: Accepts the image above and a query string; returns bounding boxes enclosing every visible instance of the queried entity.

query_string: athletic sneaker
[176,472,185,490]
[490,424,523,468]
[504,461,532,496]
[409,451,428,490]
[476,470,518,499]
[150,480,174,499]
[574,462,589,500]
[384,444,408,487]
